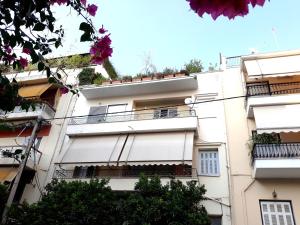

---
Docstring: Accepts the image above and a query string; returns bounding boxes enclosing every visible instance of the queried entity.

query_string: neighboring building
[50,72,232,225]
[223,50,300,225]
[0,62,104,204]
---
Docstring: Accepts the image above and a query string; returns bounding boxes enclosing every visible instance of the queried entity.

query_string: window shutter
[199,150,219,176]
[260,201,295,225]
[168,108,178,117]
[87,106,107,124]
[153,109,160,119]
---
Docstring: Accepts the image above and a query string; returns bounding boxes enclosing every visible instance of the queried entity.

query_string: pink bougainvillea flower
[87,4,98,16]
[99,25,107,34]
[4,45,12,54]
[90,35,113,65]
[19,57,28,68]
[22,48,31,55]
[187,0,266,20]
[80,0,86,6]
[60,87,69,94]
[3,54,15,64]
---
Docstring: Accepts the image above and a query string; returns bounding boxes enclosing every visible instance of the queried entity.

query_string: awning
[118,132,194,166]
[19,83,53,98]
[0,167,18,183]
[244,54,300,78]
[58,135,127,166]
[253,104,300,134]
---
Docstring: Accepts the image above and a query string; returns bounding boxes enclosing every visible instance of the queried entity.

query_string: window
[209,216,222,225]
[153,108,178,119]
[198,150,219,176]
[260,201,295,225]
[87,104,128,123]
[106,104,128,122]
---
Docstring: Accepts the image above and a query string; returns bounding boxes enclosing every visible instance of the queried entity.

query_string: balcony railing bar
[53,168,195,179]
[252,143,300,159]
[226,56,241,68]
[246,81,300,97]
[69,109,196,125]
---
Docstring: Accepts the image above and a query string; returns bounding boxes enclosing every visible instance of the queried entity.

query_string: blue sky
[54,0,300,75]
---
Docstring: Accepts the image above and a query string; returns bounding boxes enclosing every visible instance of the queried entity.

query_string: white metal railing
[0,103,55,119]
[69,109,196,125]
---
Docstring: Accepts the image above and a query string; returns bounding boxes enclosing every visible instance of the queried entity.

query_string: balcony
[0,103,55,120]
[245,82,300,119]
[0,146,42,170]
[252,143,300,178]
[66,109,198,136]
[53,166,197,190]
[80,75,198,99]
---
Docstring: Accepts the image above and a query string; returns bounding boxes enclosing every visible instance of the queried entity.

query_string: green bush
[6,176,210,225]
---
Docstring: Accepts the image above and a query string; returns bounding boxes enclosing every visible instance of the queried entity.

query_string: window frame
[259,200,296,225]
[153,107,178,119]
[198,149,220,177]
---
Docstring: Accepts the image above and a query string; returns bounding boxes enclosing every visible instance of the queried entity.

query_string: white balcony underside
[253,159,300,178]
[66,116,198,136]
[80,76,198,99]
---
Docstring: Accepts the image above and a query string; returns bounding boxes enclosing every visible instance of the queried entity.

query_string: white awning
[118,132,194,166]
[253,104,300,134]
[244,54,300,78]
[58,135,127,166]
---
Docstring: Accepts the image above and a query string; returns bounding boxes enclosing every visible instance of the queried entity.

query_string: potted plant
[164,73,175,79]
[112,79,122,84]
[154,73,164,80]
[132,74,142,82]
[102,80,111,85]
[142,74,152,81]
[122,75,132,83]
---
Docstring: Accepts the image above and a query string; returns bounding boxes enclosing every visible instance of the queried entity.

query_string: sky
[53,0,300,75]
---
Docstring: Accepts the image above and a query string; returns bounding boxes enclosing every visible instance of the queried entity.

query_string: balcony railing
[69,109,196,125]
[252,143,300,159]
[246,81,300,97]
[0,103,55,119]
[226,56,241,68]
[53,167,194,179]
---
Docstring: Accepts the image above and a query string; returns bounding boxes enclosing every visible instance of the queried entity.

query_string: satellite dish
[184,98,193,106]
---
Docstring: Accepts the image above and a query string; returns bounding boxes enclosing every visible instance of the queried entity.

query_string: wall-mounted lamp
[272,189,277,198]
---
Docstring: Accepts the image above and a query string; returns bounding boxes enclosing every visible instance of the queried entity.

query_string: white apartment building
[223,50,300,225]
[49,72,232,225]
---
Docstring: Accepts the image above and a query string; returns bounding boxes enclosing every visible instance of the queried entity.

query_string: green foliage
[162,67,178,75]
[78,68,107,85]
[252,133,281,144]
[6,176,210,225]
[184,59,204,74]
[103,60,118,79]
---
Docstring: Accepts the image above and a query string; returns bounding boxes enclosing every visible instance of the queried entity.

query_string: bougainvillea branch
[187,0,267,20]
[0,0,111,112]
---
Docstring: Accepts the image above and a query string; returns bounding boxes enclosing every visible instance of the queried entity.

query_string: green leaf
[80,32,92,42]
[79,22,93,33]
[48,77,56,83]
[56,73,62,79]
[33,22,46,31]
[14,149,23,155]
[46,67,51,77]
[38,62,45,71]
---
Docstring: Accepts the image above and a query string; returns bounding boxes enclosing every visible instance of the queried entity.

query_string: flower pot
[102,80,111,85]
[112,80,122,84]
[132,77,141,82]
[164,74,175,79]
[175,73,185,77]
[142,76,152,81]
